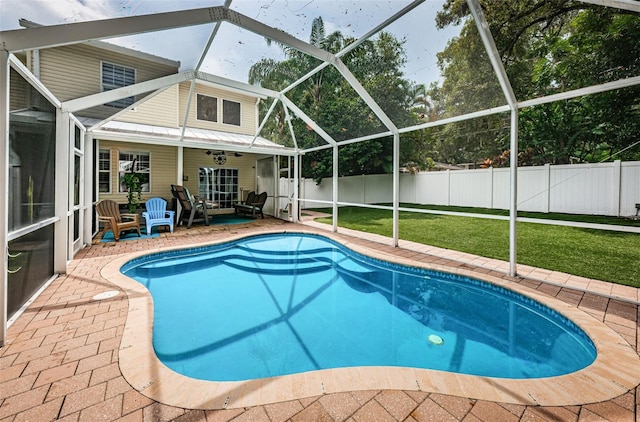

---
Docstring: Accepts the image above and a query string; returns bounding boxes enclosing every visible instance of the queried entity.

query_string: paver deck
[1,216,638,421]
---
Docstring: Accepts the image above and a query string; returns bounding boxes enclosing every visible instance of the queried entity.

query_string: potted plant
[121,159,145,213]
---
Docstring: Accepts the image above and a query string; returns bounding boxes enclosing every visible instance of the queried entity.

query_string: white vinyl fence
[293,160,640,217]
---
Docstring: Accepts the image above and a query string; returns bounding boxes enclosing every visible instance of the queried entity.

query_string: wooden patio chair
[234,191,267,219]
[96,199,141,241]
[142,197,175,234]
[171,184,210,228]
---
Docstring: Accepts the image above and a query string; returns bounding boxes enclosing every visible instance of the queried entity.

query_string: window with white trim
[197,94,217,122]
[98,149,111,193]
[102,62,136,108]
[222,99,241,126]
[118,151,150,193]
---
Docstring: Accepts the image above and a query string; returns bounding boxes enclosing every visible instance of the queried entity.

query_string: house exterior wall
[183,147,257,205]
[178,82,258,135]
[9,65,30,111]
[33,43,179,119]
[98,140,178,205]
[117,85,179,127]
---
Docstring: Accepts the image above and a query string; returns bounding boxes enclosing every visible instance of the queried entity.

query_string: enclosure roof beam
[331,57,398,133]
[280,95,337,146]
[282,104,300,151]
[195,71,275,98]
[8,53,61,108]
[281,0,426,95]
[227,8,398,133]
[518,75,640,108]
[466,0,517,108]
[578,0,640,12]
[88,88,171,132]
[0,6,228,52]
[62,71,194,112]
[195,0,232,71]
[252,98,280,148]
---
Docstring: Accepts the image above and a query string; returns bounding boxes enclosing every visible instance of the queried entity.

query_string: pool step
[126,244,379,280]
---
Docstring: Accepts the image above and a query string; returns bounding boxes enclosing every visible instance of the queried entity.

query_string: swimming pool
[122,232,596,382]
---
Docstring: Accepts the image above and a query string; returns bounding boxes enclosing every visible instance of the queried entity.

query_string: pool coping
[101,228,640,410]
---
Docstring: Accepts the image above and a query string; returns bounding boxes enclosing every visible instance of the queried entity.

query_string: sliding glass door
[198,167,238,209]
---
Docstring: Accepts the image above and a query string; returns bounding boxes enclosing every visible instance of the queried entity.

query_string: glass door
[198,167,238,209]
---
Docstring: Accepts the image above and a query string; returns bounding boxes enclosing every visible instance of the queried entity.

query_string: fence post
[489,166,494,208]
[544,163,550,213]
[446,169,451,206]
[613,160,622,217]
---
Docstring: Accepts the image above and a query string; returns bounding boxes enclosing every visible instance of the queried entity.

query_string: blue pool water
[122,233,596,382]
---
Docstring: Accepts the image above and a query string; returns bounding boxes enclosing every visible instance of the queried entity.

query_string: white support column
[1,50,10,346]
[54,110,70,273]
[176,146,184,217]
[293,154,300,223]
[83,133,93,246]
[67,119,75,261]
[332,146,338,232]
[508,109,519,276]
[273,155,280,218]
[392,132,400,247]
[467,0,519,277]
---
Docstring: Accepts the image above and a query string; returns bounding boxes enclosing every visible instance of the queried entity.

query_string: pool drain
[92,290,120,301]
[428,334,444,345]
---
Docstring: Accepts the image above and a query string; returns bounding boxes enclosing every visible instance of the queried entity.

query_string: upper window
[223,100,241,126]
[197,94,218,122]
[102,62,136,108]
[118,151,150,193]
[98,149,111,193]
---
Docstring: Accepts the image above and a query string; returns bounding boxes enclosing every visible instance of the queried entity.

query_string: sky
[0,0,462,87]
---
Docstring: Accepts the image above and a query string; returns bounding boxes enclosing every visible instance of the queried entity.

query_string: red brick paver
[1,217,638,421]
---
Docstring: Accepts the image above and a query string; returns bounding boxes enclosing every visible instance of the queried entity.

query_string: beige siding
[178,82,257,135]
[118,85,179,127]
[183,148,257,210]
[38,44,178,119]
[98,140,178,205]
[9,66,30,111]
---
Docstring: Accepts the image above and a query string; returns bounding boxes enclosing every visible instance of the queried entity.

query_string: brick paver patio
[1,216,638,421]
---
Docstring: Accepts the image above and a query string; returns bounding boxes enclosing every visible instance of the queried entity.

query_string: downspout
[467,0,519,276]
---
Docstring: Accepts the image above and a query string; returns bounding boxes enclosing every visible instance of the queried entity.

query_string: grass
[313,205,640,288]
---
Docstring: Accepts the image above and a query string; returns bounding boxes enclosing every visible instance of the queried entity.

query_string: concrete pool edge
[101,228,640,410]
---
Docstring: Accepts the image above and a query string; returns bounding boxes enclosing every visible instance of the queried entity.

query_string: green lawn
[313,206,640,287]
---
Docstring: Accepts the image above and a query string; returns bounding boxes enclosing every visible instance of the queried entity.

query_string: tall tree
[429,0,640,165]
[249,17,421,182]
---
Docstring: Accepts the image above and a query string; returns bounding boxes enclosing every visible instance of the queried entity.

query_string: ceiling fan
[206,150,242,165]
